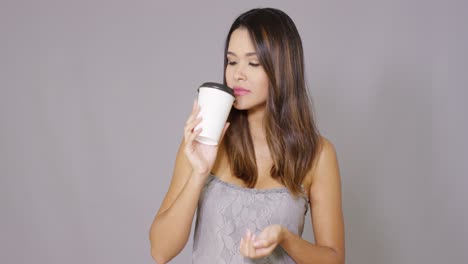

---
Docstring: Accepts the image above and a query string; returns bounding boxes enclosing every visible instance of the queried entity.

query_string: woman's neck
[247,104,272,173]
[247,104,267,144]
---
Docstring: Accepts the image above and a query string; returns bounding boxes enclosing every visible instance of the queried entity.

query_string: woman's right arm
[149,100,229,264]
[149,140,206,264]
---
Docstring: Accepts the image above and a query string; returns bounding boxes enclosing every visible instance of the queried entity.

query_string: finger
[253,239,269,248]
[185,99,201,126]
[239,237,247,256]
[245,231,253,257]
[252,245,276,258]
[183,106,201,144]
[185,104,201,128]
[244,230,251,257]
[184,116,202,142]
[187,127,203,145]
[240,232,250,257]
[192,99,200,114]
[249,234,256,258]
[185,116,202,134]
[184,123,202,149]
[193,98,197,110]
[184,100,196,127]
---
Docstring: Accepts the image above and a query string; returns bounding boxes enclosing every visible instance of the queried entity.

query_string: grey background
[1,0,467,263]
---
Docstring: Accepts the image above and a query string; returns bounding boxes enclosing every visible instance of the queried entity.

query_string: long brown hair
[223,8,321,196]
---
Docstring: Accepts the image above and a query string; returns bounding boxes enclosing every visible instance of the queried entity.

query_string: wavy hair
[223,8,321,196]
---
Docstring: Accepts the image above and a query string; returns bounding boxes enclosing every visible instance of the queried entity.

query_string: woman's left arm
[240,138,345,264]
[283,138,345,263]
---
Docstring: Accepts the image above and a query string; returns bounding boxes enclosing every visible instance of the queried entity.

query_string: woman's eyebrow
[227,51,257,57]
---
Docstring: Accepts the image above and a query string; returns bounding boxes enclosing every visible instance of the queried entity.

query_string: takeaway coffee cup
[195,82,235,145]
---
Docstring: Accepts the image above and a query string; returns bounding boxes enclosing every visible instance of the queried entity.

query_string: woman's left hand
[239,225,285,259]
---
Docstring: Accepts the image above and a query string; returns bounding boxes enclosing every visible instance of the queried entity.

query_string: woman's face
[225,28,269,111]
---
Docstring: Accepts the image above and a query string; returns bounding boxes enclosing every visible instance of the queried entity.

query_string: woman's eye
[227,61,237,65]
[249,62,260,67]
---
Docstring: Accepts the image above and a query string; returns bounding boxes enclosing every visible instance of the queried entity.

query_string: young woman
[150,8,345,264]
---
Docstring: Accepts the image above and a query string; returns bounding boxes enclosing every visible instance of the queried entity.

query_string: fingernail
[251,234,256,241]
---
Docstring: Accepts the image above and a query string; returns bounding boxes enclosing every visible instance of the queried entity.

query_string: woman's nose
[234,64,246,81]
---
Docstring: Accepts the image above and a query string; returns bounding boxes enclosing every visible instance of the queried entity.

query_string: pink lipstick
[233,87,251,96]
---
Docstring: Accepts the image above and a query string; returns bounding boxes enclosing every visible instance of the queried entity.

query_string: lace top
[192,175,309,263]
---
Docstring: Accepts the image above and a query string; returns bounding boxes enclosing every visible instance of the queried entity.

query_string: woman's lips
[233,87,251,96]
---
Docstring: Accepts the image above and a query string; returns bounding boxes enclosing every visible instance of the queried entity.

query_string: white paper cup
[195,82,235,145]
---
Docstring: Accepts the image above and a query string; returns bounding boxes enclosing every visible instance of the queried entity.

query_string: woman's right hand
[183,99,229,179]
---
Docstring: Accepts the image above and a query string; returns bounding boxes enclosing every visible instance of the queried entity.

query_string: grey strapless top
[192,175,309,263]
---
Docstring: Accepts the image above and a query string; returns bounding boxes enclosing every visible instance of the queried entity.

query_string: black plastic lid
[198,82,234,97]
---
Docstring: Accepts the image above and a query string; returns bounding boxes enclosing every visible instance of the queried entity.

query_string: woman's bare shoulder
[318,136,336,155]
[308,135,341,194]
[303,136,338,190]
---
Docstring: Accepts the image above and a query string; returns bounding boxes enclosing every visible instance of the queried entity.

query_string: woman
[150,8,345,264]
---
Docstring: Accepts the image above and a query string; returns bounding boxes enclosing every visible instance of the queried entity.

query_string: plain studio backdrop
[1,0,467,263]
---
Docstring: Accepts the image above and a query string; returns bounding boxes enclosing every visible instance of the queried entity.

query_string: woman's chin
[233,101,247,110]
[232,101,266,112]
[233,101,253,111]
